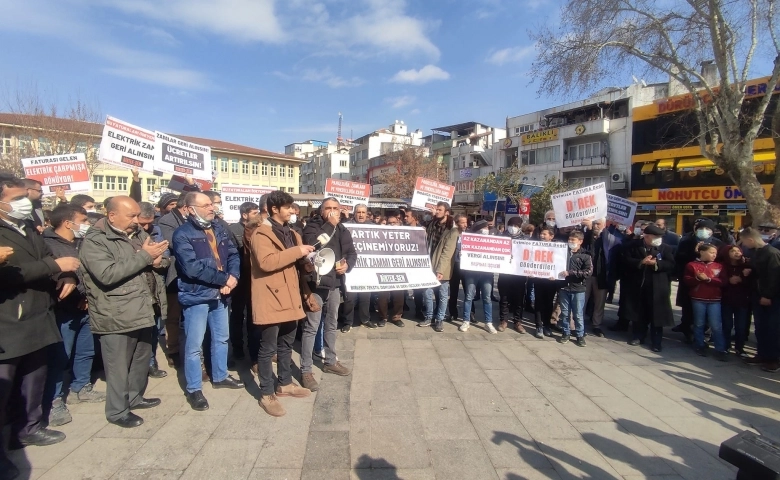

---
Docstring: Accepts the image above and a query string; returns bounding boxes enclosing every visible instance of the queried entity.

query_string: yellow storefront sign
[521,128,559,145]
[633,185,772,203]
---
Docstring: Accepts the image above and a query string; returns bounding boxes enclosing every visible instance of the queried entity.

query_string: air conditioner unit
[611,172,625,183]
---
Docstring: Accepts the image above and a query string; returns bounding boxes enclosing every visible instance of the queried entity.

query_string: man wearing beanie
[157,194,179,216]
[622,224,676,352]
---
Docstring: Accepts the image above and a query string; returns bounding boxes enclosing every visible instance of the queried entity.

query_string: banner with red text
[411,177,455,211]
[99,116,156,172]
[551,182,608,228]
[221,184,275,223]
[459,233,513,274]
[153,132,211,180]
[22,153,90,194]
[509,239,569,280]
[324,179,370,212]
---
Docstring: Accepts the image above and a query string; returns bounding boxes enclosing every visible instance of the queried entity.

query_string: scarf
[269,217,296,249]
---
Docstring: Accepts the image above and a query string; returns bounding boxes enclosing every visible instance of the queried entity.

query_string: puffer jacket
[302,215,357,290]
[79,218,156,334]
[171,216,240,307]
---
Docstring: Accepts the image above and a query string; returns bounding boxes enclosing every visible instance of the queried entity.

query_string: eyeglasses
[190,203,213,209]
[28,188,43,193]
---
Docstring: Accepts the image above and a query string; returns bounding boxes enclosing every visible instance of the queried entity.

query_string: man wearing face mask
[673,219,723,342]
[42,205,105,428]
[80,196,168,428]
[290,203,304,236]
[172,192,243,412]
[756,222,780,250]
[0,175,81,471]
[622,224,676,352]
[498,217,529,333]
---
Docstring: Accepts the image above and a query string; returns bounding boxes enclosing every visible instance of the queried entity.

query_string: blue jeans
[150,314,164,367]
[182,299,229,393]
[47,310,94,401]
[558,290,585,338]
[721,303,750,353]
[691,300,725,352]
[424,281,450,323]
[464,273,493,324]
[752,297,780,361]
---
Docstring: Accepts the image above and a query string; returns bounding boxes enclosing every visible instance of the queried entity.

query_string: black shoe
[212,375,244,389]
[109,412,144,429]
[671,324,683,333]
[714,351,728,362]
[341,325,352,333]
[608,323,629,332]
[576,336,586,347]
[592,327,605,338]
[390,319,404,328]
[695,347,708,357]
[627,338,641,346]
[651,345,662,353]
[551,324,563,333]
[148,364,168,378]
[130,397,161,410]
[560,334,570,344]
[433,322,444,333]
[16,428,66,447]
[186,391,210,411]
[0,456,20,480]
[377,319,387,327]
[361,321,377,329]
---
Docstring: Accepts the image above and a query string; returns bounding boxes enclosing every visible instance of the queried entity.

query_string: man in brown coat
[250,190,316,417]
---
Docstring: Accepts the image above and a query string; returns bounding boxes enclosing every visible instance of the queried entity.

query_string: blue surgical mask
[695,228,712,240]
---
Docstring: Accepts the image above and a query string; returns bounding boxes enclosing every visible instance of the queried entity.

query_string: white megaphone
[307,248,336,275]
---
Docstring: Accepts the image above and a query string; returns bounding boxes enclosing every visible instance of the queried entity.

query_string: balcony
[453,193,480,204]
[563,155,609,169]
[559,118,610,138]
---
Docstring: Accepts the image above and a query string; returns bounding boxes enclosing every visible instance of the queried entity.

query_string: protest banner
[154,132,211,180]
[509,239,569,280]
[99,116,156,172]
[324,179,370,212]
[607,194,638,227]
[410,177,455,211]
[459,233,513,274]
[551,182,608,228]
[166,175,213,193]
[344,224,439,292]
[22,153,90,194]
[221,184,275,223]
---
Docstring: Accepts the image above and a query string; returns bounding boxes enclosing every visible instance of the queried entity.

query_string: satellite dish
[311,248,335,275]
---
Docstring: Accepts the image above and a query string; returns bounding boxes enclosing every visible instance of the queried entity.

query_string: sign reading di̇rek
[324,179,370,212]
[510,240,569,280]
[459,233,513,274]
[411,177,455,211]
[22,153,91,194]
[551,182,608,228]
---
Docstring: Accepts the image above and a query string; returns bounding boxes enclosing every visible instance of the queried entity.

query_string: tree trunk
[769,101,780,224]
[723,142,779,225]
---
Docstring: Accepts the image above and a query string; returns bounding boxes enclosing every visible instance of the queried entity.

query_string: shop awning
[657,159,675,171]
[640,163,655,175]
[676,157,715,171]
[755,151,776,162]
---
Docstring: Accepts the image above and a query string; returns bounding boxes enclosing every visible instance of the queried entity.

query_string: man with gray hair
[341,203,375,331]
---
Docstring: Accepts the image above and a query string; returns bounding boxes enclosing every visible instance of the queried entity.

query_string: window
[271,163,277,176]
[106,176,117,190]
[118,177,128,191]
[212,183,218,190]
[568,142,601,162]
[231,158,239,173]
[211,156,217,172]
[262,162,268,175]
[1,136,11,155]
[455,180,474,193]
[160,179,169,188]
[340,160,347,167]
[575,176,607,187]
[514,124,533,135]
[146,178,156,192]
[288,187,295,193]
[220,158,228,172]
[280,165,286,177]
[288,166,294,178]
[241,161,248,175]
[38,137,51,155]
[76,141,88,153]
[520,145,560,166]
[93,175,104,190]
[350,153,356,164]
[251,161,259,175]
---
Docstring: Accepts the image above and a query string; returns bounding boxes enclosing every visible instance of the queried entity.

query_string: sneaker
[627,338,642,346]
[497,321,508,332]
[448,316,458,323]
[534,328,544,339]
[361,321,377,329]
[433,322,444,333]
[418,318,432,327]
[377,319,387,327]
[276,382,311,398]
[301,373,319,392]
[736,350,750,359]
[575,336,586,347]
[323,362,351,376]
[341,325,352,333]
[259,394,286,417]
[48,398,72,427]
[74,383,106,404]
[514,322,526,334]
[695,347,708,357]
[762,362,780,373]
[560,334,570,344]
[459,322,470,332]
[542,327,552,337]
[486,323,498,335]
[592,327,605,338]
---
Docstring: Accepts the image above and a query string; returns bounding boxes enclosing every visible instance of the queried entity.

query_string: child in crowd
[718,245,752,357]
[683,243,727,360]
[557,230,593,346]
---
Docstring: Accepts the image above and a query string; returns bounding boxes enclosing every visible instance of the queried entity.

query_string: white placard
[221,184,275,223]
[509,239,569,280]
[99,116,156,172]
[153,132,211,180]
[410,177,455,211]
[551,182,608,228]
[606,194,638,226]
[459,233,513,274]
[22,153,90,194]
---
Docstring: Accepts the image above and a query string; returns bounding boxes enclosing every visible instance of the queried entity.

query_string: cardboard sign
[166,175,213,193]
[324,179,370,212]
[509,240,569,280]
[344,224,440,292]
[22,153,90,194]
[410,177,455,211]
[607,194,638,227]
[99,116,156,172]
[551,182,608,228]
[221,184,275,223]
[154,132,211,180]
[459,233,513,274]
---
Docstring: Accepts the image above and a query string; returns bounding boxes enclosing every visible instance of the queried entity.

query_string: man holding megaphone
[299,197,358,392]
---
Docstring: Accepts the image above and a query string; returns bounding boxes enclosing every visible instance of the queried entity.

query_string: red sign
[167,175,213,192]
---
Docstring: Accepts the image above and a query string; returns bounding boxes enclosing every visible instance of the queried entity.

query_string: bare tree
[475,164,528,220]
[376,146,447,199]
[528,177,583,226]
[0,84,103,177]
[531,0,780,222]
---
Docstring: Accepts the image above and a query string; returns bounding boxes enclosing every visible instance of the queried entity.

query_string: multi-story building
[284,140,331,159]
[0,113,303,205]
[299,146,350,194]
[349,120,424,185]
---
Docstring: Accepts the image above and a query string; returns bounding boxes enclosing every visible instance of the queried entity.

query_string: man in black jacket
[158,194,188,366]
[341,204,376,331]
[23,178,46,232]
[300,197,357,391]
[584,218,609,337]
[228,201,259,361]
[0,175,81,476]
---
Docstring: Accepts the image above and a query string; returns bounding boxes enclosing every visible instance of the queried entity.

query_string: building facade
[299,146,350,194]
[349,120,424,185]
